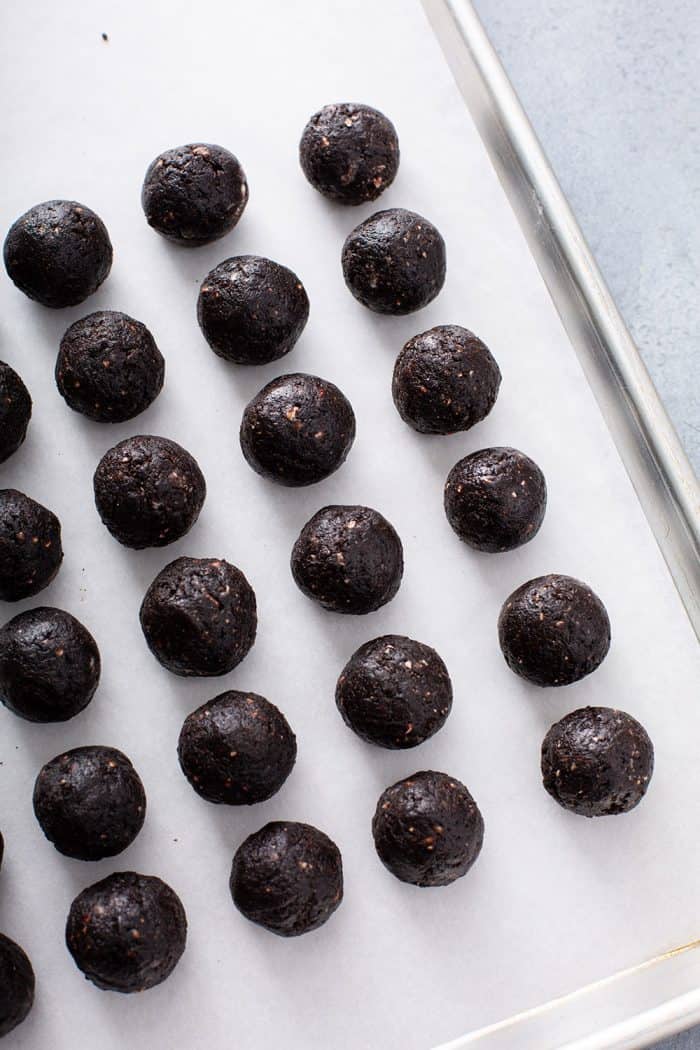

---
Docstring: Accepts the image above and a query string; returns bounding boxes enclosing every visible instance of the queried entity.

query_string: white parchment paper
[0,2,698,1048]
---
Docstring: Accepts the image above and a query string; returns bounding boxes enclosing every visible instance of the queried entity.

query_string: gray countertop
[471,8,700,1049]
[473,0,700,476]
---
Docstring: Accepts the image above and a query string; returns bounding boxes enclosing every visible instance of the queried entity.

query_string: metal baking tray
[425,2,700,1048]
[0,2,698,1049]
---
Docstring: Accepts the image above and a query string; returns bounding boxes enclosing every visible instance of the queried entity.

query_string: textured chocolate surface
[93,435,206,549]
[33,745,146,859]
[240,373,356,486]
[0,489,62,601]
[542,706,654,816]
[336,635,452,748]
[56,311,164,423]
[0,362,31,463]
[498,574,611,686]
[230,821,343,936]
[299,102,399,204]
[291,504,403,614]
[392,325,501,434]
[178,690,296,804]
[373,770,484,887]
[197,255,309,364]
[0,934,34,1037]
[4,199,112,307]
[342,208,446,314]
[0,607,99,722]
[141,143,248,245]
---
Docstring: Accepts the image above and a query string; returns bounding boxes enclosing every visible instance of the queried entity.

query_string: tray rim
[422,0,700,1047]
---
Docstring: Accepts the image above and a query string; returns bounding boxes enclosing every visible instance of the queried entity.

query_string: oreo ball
[178,690,296,805]
[0,489,62,601]
[230,821,343,937]
[0,362,31,463]
[4,200,112,308]
[56,311,165,423]
[0,934,34,1037]
[541,707,654,817]
[342,208,446,315]
[336,635,452,749]
[93,435,206,549]
[65,872,186,993]
[498,574,611,687]
[141,143,248,246]
[299,102,399,205]
[291,504,403,614]
[197,255,309,364]
[444,447,547,552]
[140,557,256,676]
[372,770,484,887]
[0,607,100,723]
[392,325,501,435]
[33,746,146,860]
[240,373,356,486]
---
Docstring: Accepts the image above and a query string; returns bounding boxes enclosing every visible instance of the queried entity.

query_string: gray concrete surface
[473,0,700,477]
[472,7,700,1048]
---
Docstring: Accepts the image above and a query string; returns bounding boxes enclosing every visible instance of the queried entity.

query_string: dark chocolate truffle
[230,821,343,936]
[3,200,112,308]
[0,832,3,871]
[56,311,165,423]
[240,373,356,486]
[372,770,484,887]
[140,557,256,676]
[541,707,654,817]
[93,435,206,549]
[445,447,547,552]
[498,574,611,687]
[0,362,31,463]
[291,504,403,614]
[342,208,446,315]
[0,607,100,723]
[0,490,62,601]
[66,871,187,993]
[178,690,296,805]
[336,635,452,749]
[197,255,309,365]
[141,143,248,246]
[299,102,399,205]
[33,746,146,860]
[392,325,501,434]
[0,934,34,1037]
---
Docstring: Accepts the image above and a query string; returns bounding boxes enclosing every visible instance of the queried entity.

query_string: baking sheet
[0,1,698,1048]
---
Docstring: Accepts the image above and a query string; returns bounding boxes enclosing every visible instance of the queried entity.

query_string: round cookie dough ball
[33,746,146,860]
[541,706,654,817]
[342,208,446,315]
[299,102,399,205]
[498,574,611,687]
[0,363,31,463]
[140,557,256,677]
[230,821,343,937]
[197,255,309,365]
[0,934,34,1037]
[291,504,403,614]
[65,871,187,993]
[178,690,296,805]
[141,143,248,246]
[93,435,206,549]
[4,200,112,308]
[372,770,484,887]
[0,490,62,601]
[56,311,165,423]
[336,635,452,749]
[445,447,547,552]
[0,607,100,723]
[392,325,501,435]
[240,373,356,486]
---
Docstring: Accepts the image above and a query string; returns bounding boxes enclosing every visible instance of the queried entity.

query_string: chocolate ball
[0,362,31,463]
[0,934,34,1037]
[0,489,62,601]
